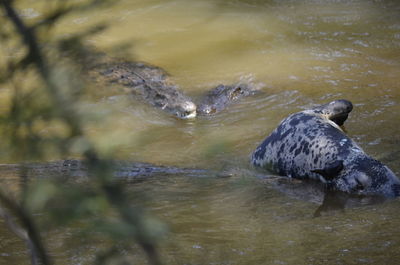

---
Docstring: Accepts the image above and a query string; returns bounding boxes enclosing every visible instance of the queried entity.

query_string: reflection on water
[1,0,400,264]
[130,175,400,265]
[2,172,400,264]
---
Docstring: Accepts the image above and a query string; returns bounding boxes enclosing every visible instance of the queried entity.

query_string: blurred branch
[0,1,163,264]
[32,6,73,31]
[101,182,162,265]
[0,190,51,265]
[32,0,114,31]
[0,206,38,265]
[1,0,83,137]
[1,0,47,74]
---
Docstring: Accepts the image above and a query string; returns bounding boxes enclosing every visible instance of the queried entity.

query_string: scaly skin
[97,61,197,119]
[197,83,256,115]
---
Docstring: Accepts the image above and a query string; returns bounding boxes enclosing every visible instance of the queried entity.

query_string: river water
[1,0,400,264]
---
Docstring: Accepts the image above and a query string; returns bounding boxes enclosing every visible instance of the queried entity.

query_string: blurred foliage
[0,0,165,264]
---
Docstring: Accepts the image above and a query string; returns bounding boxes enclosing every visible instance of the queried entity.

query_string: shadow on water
[312,189,387,218]
[257,173,391,217]
[0,158,399,264]
[1,158,390,216]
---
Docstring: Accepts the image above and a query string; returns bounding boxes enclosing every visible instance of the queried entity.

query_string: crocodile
[0,159,386,216]
[197,83,256,115]
[86,54,259,119]
[0,159,208,180]
[92,61,197,119]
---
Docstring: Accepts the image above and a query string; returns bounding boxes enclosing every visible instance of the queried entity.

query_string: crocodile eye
[231,87,243,98]
[181,110,196,118]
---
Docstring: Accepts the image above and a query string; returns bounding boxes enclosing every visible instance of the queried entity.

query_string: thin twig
[1,0,83,137]
[1,1,161,264]
[0,190,51,265]
[0,206,38,265]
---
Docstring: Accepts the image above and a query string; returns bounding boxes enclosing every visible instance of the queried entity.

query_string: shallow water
[1,0,400,264]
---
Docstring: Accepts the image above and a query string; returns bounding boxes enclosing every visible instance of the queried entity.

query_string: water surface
[1,0,400,264]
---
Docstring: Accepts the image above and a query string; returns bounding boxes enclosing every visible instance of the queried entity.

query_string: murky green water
[1,0,400,264]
